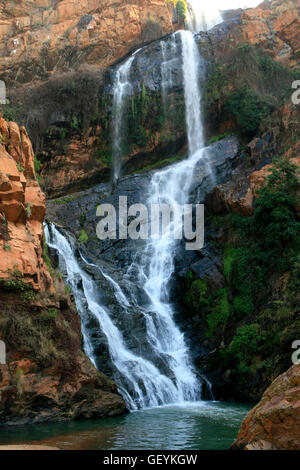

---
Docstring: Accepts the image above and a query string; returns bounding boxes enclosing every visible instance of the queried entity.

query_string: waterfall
[128,29,207,405]
[111,50,141,183]
[181,30,204,154]
[45,30,212,410]
[45,223,185,410]
[160,35,178,110]
[186,1,222,32]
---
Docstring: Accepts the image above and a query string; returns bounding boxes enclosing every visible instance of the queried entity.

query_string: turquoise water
[0,401,250,450]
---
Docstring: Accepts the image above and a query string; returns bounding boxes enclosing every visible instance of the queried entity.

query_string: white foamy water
[186,0,262,32]
[111,50,141,183]
[129,30,209,404]
[45,223,186,410]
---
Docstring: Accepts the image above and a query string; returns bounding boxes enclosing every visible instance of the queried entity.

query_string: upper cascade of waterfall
[186,0,222,32]
[111,48,141,183]
[186,1,263,32]
[179,30,204,155]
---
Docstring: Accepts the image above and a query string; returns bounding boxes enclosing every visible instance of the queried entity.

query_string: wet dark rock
[190,258,225,291]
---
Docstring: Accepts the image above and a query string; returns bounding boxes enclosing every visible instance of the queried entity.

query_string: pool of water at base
[0,401,251,450]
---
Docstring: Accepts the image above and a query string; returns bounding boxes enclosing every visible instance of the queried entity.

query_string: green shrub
[47,308,57,320]
[16,164,25,173]
[206,288,231,336]
[224,323,272,380]
[186,279,209,312]
[176,0,187,22]
[225,86,276,137]
[78,229,89,243]
[227,157,300,317]
[223,245,237,283]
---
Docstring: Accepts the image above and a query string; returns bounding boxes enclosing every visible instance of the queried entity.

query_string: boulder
[232,364,300,450]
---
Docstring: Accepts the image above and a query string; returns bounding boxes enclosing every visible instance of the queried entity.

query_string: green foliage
[135,154,186,174]
[225,86,276,137]
[79,214,86,227]
[131,125,148,148]
[227,157,300,317]
[1,270,35,302]
[2,105,22,122]
[53,194,77,205]
[289,254,300,291]
[176,0,187,22]
[25,204,31,218]
[222,321,281,382]
[65,284,71,294]
[209,132,232,145]
[34,156,42,185]
[204,43,294,138]
[223,245,237,283]
[78,229,89,243]
[47,308,58,320]
[0,303,80,372]
[16,164,25,173]
[71,115,80,132]
[206,288,231,336]
[186,279,209,312]
[34,156,41,173]
[203,63,230,108]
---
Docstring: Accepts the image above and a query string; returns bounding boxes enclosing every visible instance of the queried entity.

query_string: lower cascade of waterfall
[45,30,213,410]
[45,223,201,410]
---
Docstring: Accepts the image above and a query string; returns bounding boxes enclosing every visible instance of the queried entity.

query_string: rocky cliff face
[1,1,297,198]
[232,363,300,450]
[0,0,174,85]
[220,0,300,68]
[0,118,126,425]
[0,117,52,292]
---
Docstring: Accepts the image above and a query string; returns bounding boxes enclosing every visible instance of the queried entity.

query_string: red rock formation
[0,0,175,84]
[232,363,300,450]
[0,117,52,291]
[217,0,300,68]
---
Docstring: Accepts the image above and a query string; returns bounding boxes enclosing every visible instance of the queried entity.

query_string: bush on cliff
[225,87,276,137]
[220,158,300,388]
[230,157,300,315]
[204,43,296,139]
